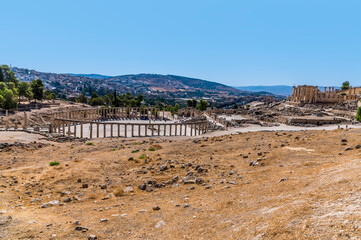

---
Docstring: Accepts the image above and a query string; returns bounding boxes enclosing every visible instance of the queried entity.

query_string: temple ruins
[289,85,361,104]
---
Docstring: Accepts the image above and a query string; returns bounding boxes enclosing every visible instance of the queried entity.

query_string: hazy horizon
[1,0,360,87]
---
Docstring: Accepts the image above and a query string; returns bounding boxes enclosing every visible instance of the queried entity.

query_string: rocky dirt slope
[1,129,361,239]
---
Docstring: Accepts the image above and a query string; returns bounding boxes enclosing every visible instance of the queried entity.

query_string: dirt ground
[1,128,361,239]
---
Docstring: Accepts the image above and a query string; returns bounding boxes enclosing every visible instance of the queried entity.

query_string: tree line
[0,65,55,110]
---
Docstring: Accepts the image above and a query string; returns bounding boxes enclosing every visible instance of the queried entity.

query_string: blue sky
[1,0,360,86]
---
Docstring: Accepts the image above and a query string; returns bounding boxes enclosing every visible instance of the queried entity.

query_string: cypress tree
[0,68,3,82]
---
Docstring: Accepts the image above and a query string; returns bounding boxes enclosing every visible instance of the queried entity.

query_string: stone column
[124,124,127,138]
[90,123,93,138]
[68,122,71,137]
[97,123,99,138]
[74,122,77,137]
[5,110,9,130]
[103,123,106,138]
[110,123,113,138]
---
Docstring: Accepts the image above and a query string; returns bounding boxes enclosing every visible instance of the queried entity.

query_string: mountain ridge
[11,67,247,99]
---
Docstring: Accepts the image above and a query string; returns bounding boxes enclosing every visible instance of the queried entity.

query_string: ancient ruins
[289,85,361,104]
[0,106,209,138]
[50,107,209,138]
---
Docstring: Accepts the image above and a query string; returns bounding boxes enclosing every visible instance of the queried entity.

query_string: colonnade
[50,120,208,138]
[51,107,165,121]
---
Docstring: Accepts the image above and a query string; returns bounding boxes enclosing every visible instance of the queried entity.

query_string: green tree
[7,82,17,92]
[0,65,19,87]
[75,94,88,104]
[356,107,361,122]
[0,95,4,107]
[18,81,32,103]
[2,89,17,109]
[187,100,193,108]
[0,82,6,91]
[197,99,208,111]
[137,94,144,103]
[44,90,56,100]
[91,92,99,99]
[89,97,105,106]
[30,79,44,102]
[341,81,350,90]
[0,67,4,82]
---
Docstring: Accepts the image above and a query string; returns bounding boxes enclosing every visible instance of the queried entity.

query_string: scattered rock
[279,178,287,183]
[249,161,258,166]
[41,200,59,208]
[88,235,97,240]
[155,220,165,228]
[172,176,179,183]
[124,186,134,193]
[138,184,146,191]
[160,164,168,171]
[75,226,88,232]
[196,178,204,185]
[152,205,161,211]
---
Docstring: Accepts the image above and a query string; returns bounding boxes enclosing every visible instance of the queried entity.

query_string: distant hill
[235,85,341,97]
[67,73,113,79]
[234,85,293,96]
[12,67,251,100]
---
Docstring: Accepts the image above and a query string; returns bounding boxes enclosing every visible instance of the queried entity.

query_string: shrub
[49,161,60,166]
[148,148,156,151]
[86,142,94,146]
[138,154,147,159]
[131,149,139,153]
[356,107,361,122]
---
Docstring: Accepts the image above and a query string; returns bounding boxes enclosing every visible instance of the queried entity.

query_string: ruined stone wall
[291,85,346,104]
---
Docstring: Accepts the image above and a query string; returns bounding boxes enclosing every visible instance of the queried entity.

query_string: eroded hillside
[1,129,361,239]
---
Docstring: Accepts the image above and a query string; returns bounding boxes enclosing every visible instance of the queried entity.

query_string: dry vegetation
[1,129,361,239]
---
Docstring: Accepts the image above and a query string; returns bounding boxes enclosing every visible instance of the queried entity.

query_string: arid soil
[1,129,361,239]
